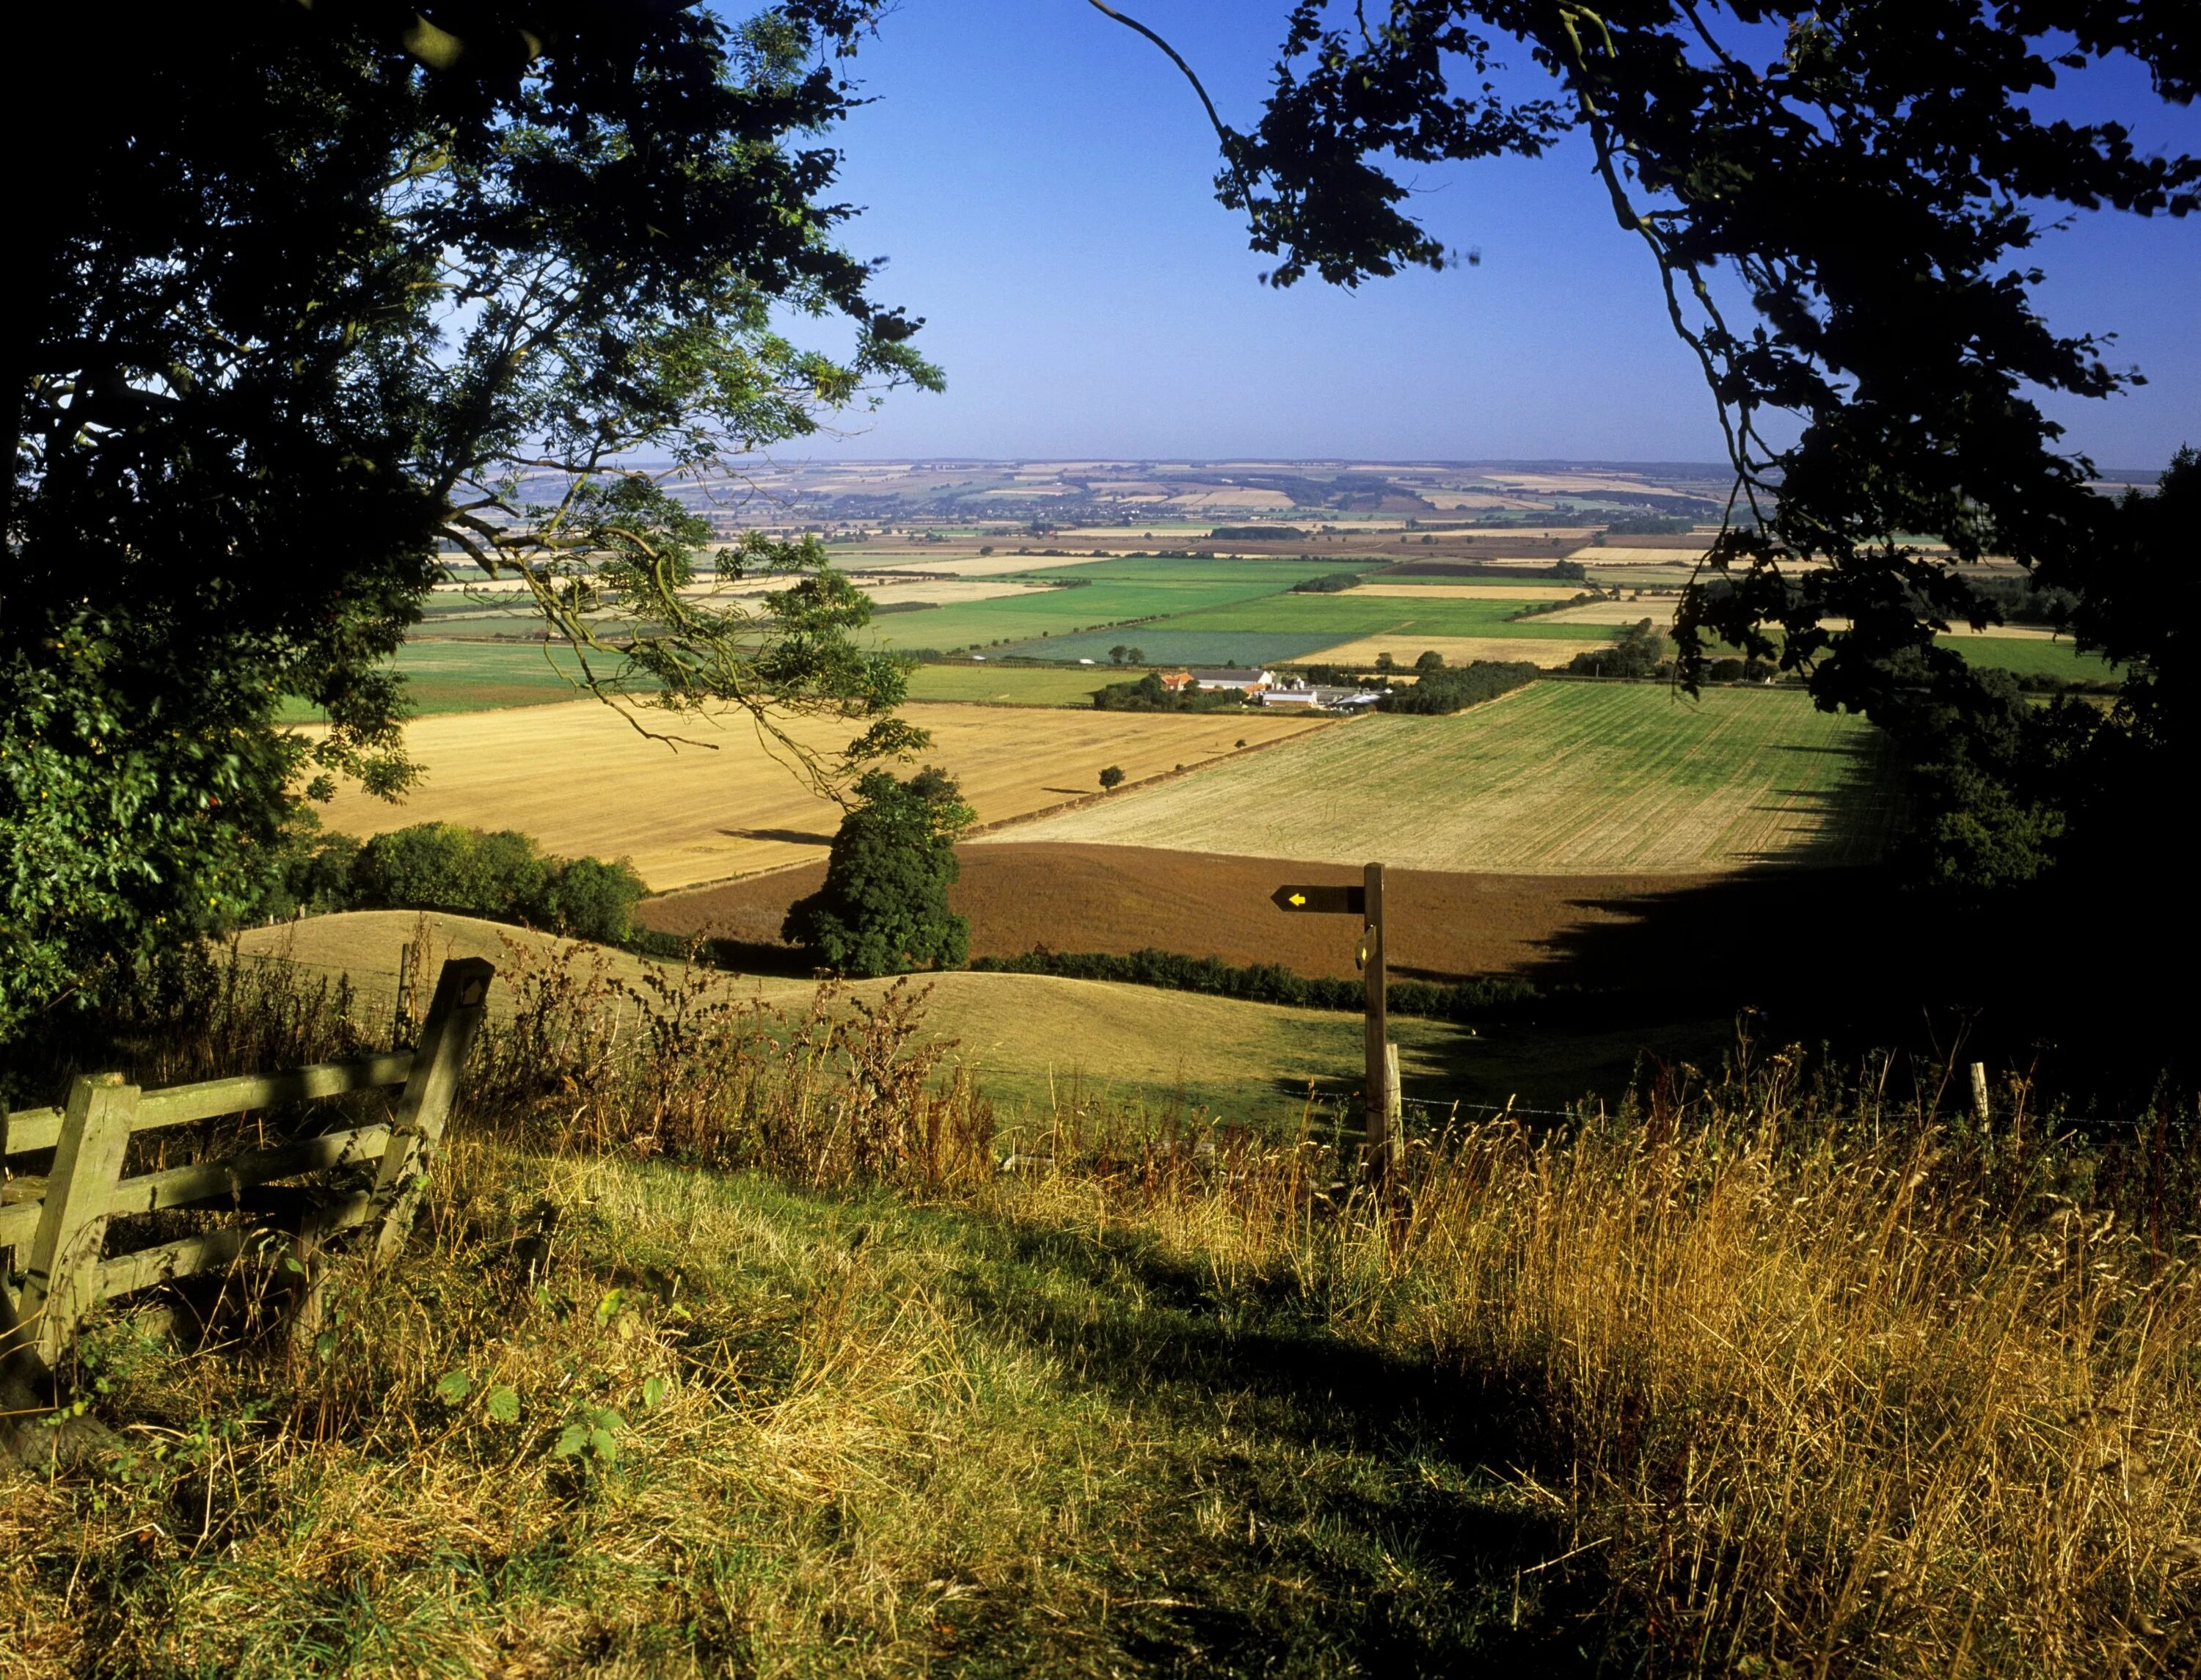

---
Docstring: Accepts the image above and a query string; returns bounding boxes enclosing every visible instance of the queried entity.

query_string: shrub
[783,767,973,976]
[543,855,646,944]
[970,947,1539,1020]
[1567,619,1668,679]
[1289,571,1368,594]
[1098,765,1125,791]
[1379,660,1538,715]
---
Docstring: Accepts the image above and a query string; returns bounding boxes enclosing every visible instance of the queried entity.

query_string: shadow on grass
[913,1198,1613,1673]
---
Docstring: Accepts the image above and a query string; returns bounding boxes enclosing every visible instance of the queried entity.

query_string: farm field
[988,682,1897,873]
[1301,632,1611,667]
[278,638,598,720]
[855,554,1351,654]
[642,841,1869,990]
[307,698,1326,889]
[1340,581,1591,600]
[902,663,1131,706]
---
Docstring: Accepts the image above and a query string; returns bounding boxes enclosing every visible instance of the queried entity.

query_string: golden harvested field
[308,699,1324,889]
[985,682,1895,873]
[1305,632,1615,668]
[1339,582,1590,601]
[1541,598,1687,625]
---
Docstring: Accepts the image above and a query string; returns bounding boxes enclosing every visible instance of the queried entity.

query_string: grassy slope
[996,682,1897,874]
[18,1136,1569,1676]
[236,910,1489,1122]
[902,664,1123,706]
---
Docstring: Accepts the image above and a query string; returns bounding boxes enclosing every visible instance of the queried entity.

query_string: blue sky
[777,1,2199,470]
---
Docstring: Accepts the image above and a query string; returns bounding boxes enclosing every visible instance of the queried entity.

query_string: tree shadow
[928,1204,1616,1672]
[716,827,834,846]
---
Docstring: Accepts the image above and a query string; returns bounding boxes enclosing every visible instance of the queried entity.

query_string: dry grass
[4,951,2201,1673]
[1304,632,1613,666]
[307,699,1325,889]
[4,952,2195,1675]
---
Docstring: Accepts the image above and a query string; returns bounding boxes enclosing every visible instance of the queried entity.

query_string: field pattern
[310,698,1325,888]
[988,682,1896,872]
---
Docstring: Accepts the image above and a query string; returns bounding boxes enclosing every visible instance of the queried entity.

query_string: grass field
[279,639,596,720]
[1301,632,1613,667]
[988,682,1897,872]
[902,663,1128,706]
[308,699,1326,889]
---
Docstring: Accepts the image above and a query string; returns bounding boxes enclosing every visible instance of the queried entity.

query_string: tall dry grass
[2,946,2194,1674]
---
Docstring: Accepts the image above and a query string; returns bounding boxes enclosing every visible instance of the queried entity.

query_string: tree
[1109,644,1131,665]
[1415,650,1445,672]
[783,767,974,976]
[1099,765,1127,791]
[3,1,933,1030]
[1126,646,1147,665]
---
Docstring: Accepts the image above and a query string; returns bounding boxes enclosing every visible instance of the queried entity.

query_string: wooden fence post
[1970,1062,1991,1129]
[1362,861,1390,1183]
[15,1075,139,1370]
[371,957,494,1263]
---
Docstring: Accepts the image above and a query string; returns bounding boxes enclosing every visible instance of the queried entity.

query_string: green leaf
[554,1423,590,1458]
[434,1370,472,1406]
[485,1385,521,1424]
[642,1375,668,1410]
[594,1288,628,1327]
[588,1428,620,1463]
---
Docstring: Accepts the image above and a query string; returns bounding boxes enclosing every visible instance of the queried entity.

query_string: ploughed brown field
[638,840,1871,989]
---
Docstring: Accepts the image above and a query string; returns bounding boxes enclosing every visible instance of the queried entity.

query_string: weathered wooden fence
[1,957,492,1374]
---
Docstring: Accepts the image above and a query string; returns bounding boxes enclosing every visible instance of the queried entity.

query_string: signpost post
[1272,862,1395,1181]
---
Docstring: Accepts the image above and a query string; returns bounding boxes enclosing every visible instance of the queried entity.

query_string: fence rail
[1,960,492,1373]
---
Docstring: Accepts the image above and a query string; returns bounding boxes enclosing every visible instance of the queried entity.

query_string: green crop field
[1944,634,2118,680]
[860,555,1356,654]
[279,639,605,720]
[904,663,1128,706]
[990,680,1897,873]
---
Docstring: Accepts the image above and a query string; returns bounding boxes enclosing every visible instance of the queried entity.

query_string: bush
[1091,674,1248,712]
[1289,571,1368,594]
[1099,766,1125,791]
[543,855,647,944]
[783,767,973,976]
[1567,619,1668,679]
[340,822,646,944]
[970,947,1539,1020]
[1379,660,1538,715]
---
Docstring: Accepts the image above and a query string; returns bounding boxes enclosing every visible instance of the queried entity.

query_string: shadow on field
[935,1205,1611,1672]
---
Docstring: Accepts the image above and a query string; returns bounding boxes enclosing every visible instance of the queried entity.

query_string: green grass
[860,557,1358,655]
[278,640,604,720]
[903,663,1127,706]
[1944,634,2118,680]
[999,681,1897,873]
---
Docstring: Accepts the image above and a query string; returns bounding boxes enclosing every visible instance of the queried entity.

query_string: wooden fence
[1,957,492,1374]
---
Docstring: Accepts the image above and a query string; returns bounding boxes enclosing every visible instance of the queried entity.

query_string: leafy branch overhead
[1106,1,2195,718]
[2,0,934,1026]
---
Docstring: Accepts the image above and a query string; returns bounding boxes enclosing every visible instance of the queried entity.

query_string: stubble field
[988,682,1896,873]
[308,699,1326,888]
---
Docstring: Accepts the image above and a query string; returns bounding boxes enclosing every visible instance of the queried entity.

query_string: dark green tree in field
[1096,0,2197,894]
[1,0,933,1031]
[1099,765,1128,791]
[783,768,974,976]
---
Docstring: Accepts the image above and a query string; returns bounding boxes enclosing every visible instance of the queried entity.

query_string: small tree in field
[1099,766,1126,792]
[1415,650,1445,672]
[1125,647,1146,665]
[1109,644,1131,665]
[783,768,974,977]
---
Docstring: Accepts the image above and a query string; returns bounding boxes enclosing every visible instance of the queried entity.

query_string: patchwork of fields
[988,682,1896,873]
[311,698,1326,888]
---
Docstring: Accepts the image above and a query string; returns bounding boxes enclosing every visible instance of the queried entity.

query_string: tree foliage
[3,0,935,1029]
[783,768,974,977]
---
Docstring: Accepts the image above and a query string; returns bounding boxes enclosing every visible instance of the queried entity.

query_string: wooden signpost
[1274,861,1398,1180]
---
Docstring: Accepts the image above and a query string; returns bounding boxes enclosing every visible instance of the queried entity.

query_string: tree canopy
[3,0,932,1029]
[784,767,974,976]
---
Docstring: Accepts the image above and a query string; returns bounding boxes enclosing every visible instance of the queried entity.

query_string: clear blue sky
[769,1,2200,470]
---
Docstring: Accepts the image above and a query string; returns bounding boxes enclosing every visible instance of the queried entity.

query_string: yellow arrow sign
[1288,892,1307,907]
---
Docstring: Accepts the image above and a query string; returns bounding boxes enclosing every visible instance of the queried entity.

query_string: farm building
[1156,670,1197,692]
[1261,677,1387,712]
[1189,666,1275,692]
